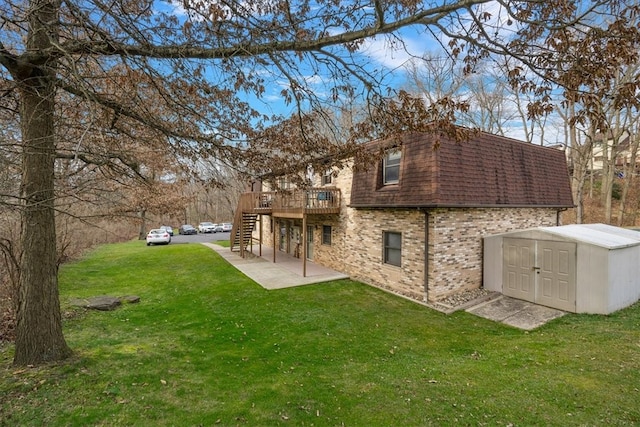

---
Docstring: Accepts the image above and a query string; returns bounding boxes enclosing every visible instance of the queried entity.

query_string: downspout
[556,208,568,226]
[259,214,263,257]
[424,210,430,303]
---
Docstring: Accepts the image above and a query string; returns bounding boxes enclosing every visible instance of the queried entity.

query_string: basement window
[322,225,332,245]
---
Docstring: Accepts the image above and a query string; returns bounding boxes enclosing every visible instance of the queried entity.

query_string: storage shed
[483,223,640,314]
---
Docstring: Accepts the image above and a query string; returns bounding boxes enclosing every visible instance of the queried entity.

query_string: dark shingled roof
[350,131,574,208]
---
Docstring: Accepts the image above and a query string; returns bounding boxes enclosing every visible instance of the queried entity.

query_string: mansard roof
[349,130,574,208]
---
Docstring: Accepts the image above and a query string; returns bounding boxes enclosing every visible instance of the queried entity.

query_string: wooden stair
[230,209,258,255]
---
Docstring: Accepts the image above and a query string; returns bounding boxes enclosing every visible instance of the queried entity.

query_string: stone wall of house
[335,206,559,303]
[426,207,559,301]
[254,214,275,247]
[247,166,560,304]
[342,208,427,301]
[305,164,353,270]
[278,165,430,300]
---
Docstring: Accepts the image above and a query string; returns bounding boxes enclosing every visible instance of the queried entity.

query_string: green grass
[215,239,230,247]
[1,241,640,426]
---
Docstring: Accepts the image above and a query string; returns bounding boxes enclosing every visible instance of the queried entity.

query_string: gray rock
[121,295,140,304]
[71,295,140,311]
[85,296,121,311]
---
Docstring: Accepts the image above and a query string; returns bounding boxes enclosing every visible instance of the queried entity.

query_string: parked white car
[146,229,171,246]
[198,222,216,233]
[221,223,232,232]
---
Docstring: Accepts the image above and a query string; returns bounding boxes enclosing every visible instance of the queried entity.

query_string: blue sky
[158,0,562,145]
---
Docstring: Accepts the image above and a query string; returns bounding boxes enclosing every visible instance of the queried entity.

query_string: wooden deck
[241,189,341,217]
[231,189,342,261]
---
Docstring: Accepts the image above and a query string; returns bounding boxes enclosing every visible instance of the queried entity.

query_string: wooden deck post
[302,215,307,277]
[273,218,277,263]
[259,215,263,257]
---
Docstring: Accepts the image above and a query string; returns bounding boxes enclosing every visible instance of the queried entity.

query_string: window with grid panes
[383,150,401,184]
[383,231,401,267]
[322,225,332,245]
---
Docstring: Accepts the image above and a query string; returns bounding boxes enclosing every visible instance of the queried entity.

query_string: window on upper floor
[383,231,401,267]
[321,170,333,185]
[277,177,292,190]
[383,150,401,185]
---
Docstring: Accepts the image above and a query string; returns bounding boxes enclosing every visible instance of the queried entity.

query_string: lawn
[1,241,639,426]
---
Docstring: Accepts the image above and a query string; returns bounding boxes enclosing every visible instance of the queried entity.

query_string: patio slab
[201,243,349,289]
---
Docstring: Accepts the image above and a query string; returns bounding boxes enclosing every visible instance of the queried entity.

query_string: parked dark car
[178,224,197,235]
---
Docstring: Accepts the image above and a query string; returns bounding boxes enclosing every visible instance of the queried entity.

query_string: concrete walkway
[201,243,349,290]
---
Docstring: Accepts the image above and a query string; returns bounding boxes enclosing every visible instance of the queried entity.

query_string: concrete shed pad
[466,296,566,330]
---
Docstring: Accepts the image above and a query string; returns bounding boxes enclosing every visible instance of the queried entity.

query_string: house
[230,130,574,303]
[588,130,635,173]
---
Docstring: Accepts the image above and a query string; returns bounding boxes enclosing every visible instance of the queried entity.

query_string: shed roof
[350,130,574,208]
[540,223,640,249]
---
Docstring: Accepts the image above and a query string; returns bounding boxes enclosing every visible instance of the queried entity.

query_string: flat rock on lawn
[71,295,140,311]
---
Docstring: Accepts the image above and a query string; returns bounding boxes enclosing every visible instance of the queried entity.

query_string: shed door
[536,241,576,312]
[503,238,536,301]
[503,238,576,312]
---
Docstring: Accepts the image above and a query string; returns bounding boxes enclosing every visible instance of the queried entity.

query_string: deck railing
[238,189,341,215]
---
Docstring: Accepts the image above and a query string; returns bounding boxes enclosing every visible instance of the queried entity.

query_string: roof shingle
[350,131,574,208]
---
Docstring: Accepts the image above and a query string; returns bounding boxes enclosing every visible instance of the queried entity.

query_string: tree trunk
[600,135,612,218]
[13,0,72,366]
[565,102,589,224]
[618,126,640,226]
[138,210,147,240]
[14,82,72,365]
[603,164,615,224]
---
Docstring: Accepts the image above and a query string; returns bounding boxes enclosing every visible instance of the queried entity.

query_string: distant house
[231,130,574,303]
[589,130,635,173]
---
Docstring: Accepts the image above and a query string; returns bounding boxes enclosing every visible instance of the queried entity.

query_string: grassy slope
[1,241,639,426]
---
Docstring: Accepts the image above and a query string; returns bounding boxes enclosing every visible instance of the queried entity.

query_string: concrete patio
[201,243,349,290]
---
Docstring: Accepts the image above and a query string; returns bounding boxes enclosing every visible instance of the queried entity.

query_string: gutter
[349,203,575,209]
[556,207,569,226]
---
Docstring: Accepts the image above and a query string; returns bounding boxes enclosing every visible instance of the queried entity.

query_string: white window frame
[383,150,401,184]
[321,170,333,185]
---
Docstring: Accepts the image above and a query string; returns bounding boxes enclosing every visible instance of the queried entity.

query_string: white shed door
[503,238,536,301]
[503,238,576,312]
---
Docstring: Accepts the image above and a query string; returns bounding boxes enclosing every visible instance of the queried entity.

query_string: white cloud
[360,29,436,72]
